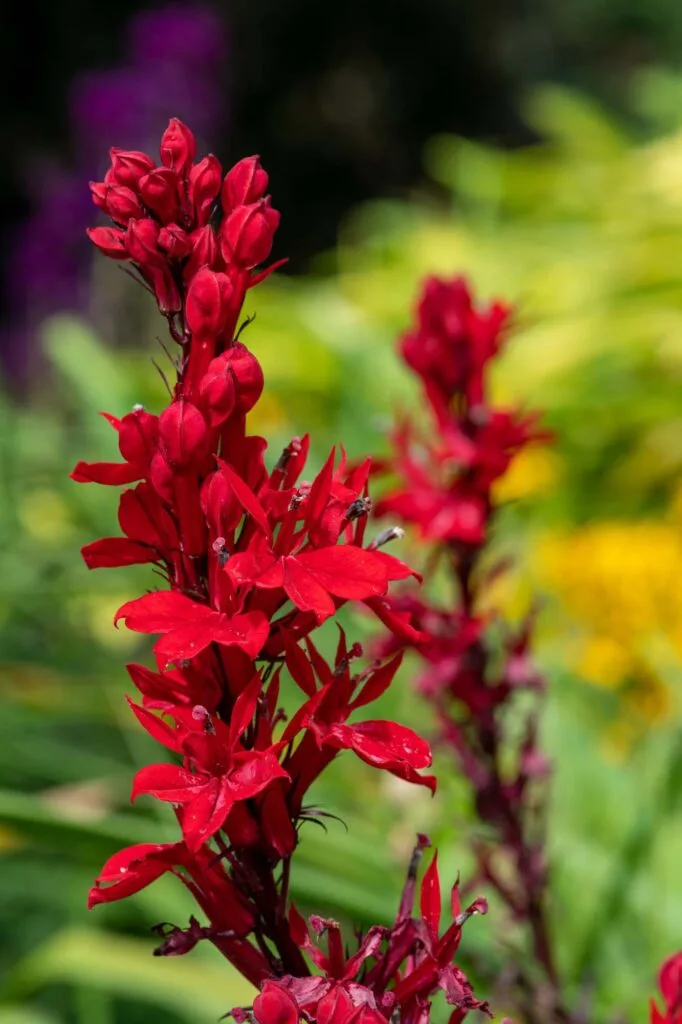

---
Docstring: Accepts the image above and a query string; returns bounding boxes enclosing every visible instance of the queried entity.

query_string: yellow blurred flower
[538,520,682,733]
[492,446,561,503]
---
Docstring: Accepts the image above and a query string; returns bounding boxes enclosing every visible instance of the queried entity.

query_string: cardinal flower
[130,676,288,849]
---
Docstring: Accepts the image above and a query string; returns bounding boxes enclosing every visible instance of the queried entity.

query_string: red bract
[76,122,485,1021]
[373,276,570,1022]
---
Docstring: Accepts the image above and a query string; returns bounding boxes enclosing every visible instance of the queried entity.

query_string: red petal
[283,631,317,697]
[337,720,432,769]
[182,775,233,850]
[132,763,207,803]
[228,750,289,801]
[351,653,403,711]
[88,841,184,908]
[295,546,391,600]
[218,459,273,541]
[126,697,182,752]
[71,460,142,485]
[282,557,336,622]
[229,673,263,747]
[304,448,336,531]
[82,537,157,569]
[115,591,213,633]
[154,610,270,666]
[420,852,441,940]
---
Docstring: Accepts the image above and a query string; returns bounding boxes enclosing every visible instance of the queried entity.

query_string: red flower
[114,590,270,666]
[130,675,288,850]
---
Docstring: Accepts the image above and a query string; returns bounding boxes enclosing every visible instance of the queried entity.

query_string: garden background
[1,2,682,1022]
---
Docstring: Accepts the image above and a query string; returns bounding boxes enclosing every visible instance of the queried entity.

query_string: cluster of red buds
[74,120,490,1023]
[372,276,567,1022]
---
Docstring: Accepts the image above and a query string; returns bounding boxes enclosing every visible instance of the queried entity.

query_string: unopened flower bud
[199,352,237,426]
[105,185,145,224]
[109,147,155,189]
[220,198,280,270]
[125,218,165,266]
[183,226,218,282]
[189,155,222,226]
[89,181,108,210]
[158,399,209,469]
[224,342,264,412]
[86,226,128,260]
[139,168,181,224]
[158,223,192,259]
[186,268,233,337]
[160,118,197,177]
[221,156,268,214]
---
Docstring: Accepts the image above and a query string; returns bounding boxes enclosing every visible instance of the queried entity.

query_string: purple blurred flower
[2,3,227,382]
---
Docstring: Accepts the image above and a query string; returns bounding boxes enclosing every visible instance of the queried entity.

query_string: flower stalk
[75,120,488,1023]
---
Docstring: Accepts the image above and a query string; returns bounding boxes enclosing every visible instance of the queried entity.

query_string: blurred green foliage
[2,81,682,1023]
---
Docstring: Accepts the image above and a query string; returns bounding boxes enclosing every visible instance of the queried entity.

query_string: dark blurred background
[3,0,681,280]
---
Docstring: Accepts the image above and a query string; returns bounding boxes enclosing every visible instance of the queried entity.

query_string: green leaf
[2,929,255,1020]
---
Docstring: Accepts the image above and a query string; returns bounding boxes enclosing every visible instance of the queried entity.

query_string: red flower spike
[374,274,562,1018]
[221,155,269,213]
[78,122,487,1023]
